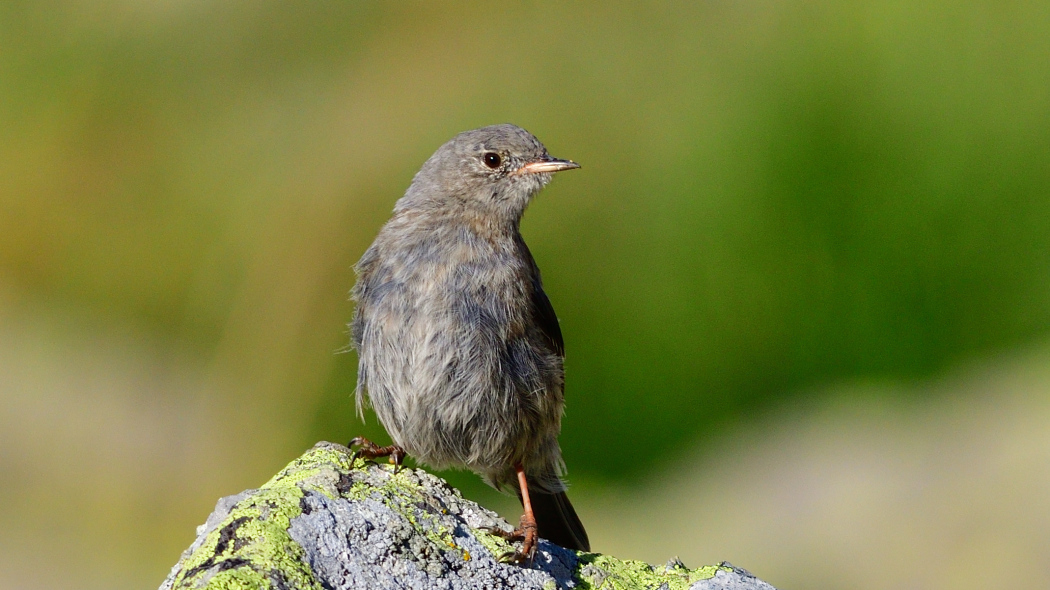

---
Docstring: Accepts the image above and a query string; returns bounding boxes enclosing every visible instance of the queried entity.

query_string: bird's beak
[515,157,581,175]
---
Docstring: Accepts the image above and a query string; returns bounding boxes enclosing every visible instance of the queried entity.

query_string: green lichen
[375,470,460,552]
[167,444,351,590]
[266,444,526,569]
[166,442,748,589]
[574,553,725,590]
[261,445,353,495]
[167,484,320,590]
[474,526,519,560]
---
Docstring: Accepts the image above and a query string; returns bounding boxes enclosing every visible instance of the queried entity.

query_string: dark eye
[482,152,502,169]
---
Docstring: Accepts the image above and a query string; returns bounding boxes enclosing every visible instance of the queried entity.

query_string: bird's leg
[348,436,406,472]
[491,464,539,565]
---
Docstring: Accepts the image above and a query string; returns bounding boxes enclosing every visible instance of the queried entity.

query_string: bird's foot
[487,515,538,565]
[483,526,523,542]
[347,437,406,472]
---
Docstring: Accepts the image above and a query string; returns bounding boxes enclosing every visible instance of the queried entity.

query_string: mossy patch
[474,527,519,561]
[166,445,349,589]
[164,443,759,590]
[574,553,724,590]
[167,485,320,590]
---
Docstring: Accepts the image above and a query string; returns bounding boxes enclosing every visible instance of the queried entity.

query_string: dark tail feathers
[524,490,590,551]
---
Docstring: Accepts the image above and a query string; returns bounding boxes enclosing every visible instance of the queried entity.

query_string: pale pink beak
[515,157,581,175]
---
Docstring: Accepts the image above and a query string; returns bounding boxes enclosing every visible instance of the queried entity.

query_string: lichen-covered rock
[160,442,777,590]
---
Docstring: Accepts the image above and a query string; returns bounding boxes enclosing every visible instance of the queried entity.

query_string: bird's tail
[525,489,590,551]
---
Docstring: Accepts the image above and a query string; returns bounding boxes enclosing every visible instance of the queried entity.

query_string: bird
[349,123,588,562]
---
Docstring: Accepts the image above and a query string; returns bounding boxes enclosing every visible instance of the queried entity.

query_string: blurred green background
[3,1,1050,589]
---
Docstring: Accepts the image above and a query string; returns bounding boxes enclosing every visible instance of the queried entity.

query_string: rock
[160,442,778,590]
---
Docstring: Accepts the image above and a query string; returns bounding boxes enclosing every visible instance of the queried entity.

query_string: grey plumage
[350,124,588,552]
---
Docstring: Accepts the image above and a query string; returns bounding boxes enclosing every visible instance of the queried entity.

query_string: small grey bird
[349,124,588,561]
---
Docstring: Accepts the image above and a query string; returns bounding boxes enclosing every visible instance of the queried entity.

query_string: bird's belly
[364,320,559,472]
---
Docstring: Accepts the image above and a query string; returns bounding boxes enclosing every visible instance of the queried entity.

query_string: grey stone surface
[288,487,576,589]
[160,442,779,590]
[159,490,257,590]
[689,563,779,590]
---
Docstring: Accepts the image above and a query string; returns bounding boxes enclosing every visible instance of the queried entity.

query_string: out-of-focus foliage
[2,1,1049,588]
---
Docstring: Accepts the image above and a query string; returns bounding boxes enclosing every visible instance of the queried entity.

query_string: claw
[482,525,524,542]
[499,550,531,564]
[500,544,535,565]
[347,437,406,470]
[485,523,537,565]
[389,446,406,473]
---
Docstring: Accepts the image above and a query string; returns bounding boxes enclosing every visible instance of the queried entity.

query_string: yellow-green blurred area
[3,1,1050,588]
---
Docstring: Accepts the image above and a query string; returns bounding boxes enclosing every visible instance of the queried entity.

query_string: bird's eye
[482,152,502,169]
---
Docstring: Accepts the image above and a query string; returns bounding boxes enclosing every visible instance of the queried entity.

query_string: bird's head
[396,124,579,225]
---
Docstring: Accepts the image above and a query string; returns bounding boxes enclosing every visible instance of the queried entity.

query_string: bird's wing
[517,236,565,357]
[532,282,565,357]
